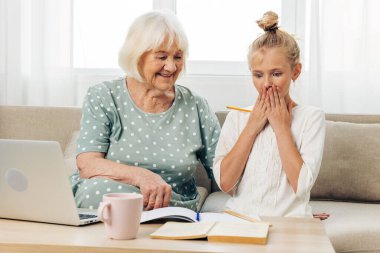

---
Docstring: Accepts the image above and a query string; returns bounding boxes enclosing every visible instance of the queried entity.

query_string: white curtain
[1,0,380,114]
[0,0,74,106]
[293,0,380,114]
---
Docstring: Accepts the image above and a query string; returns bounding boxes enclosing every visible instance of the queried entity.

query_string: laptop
[0,139,99,226]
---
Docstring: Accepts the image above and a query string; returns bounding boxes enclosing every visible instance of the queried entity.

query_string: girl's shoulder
[293,105,325,119]
[225,105,253,121]
[292,105,325,129]
[220,106,253,133]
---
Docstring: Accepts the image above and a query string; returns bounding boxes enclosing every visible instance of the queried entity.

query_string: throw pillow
[311,120,380,202]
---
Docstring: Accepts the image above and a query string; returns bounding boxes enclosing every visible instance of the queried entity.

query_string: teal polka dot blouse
[76,78,220,200]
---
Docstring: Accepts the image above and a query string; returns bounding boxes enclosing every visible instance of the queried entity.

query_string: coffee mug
[97,192,143,240]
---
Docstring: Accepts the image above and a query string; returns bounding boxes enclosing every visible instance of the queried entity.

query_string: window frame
[72,0,297,110]
[72,0,295,75]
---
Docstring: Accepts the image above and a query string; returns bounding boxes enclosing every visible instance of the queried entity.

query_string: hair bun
[257,11,279,32]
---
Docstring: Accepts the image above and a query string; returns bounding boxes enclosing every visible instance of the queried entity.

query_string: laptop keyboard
[79,213,97,220]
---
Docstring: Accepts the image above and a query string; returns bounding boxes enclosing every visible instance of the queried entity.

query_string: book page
[207,222,270,244]
[141,206,197,223]
[150,221,216,240]
[200,212,255,223]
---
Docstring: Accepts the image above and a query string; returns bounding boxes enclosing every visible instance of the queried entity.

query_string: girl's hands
[265,86,292,134]
[246,87,269,136]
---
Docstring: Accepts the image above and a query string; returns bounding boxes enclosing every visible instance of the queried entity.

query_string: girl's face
[139,39,184,92]
[249,47,301,103]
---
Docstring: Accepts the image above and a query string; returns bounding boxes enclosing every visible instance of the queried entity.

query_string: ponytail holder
[264,23,278,32]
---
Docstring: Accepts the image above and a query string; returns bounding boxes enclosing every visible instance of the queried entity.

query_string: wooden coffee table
[0,216,334,253]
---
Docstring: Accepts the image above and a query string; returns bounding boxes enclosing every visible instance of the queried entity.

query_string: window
[177,0,281,62]
[73,0,152,68]
[72,0,283,110]
[73,0,281,74]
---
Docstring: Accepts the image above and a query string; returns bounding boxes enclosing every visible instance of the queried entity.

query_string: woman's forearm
[76,153,145,186]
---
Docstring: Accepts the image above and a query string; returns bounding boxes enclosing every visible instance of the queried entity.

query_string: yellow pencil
[224,209,260,223]
[226,105,252,113]
[224,210,272,226]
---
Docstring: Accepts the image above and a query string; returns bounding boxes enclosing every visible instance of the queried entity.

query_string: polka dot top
[76,77,220,201]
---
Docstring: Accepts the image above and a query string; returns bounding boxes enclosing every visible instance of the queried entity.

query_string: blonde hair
[248,11,300,69]
[118,10,188,82]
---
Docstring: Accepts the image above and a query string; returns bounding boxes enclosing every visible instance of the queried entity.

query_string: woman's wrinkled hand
[313,212,330,220]
[136,169,172,211]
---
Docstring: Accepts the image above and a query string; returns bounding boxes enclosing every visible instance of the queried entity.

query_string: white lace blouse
[213,105,325,217]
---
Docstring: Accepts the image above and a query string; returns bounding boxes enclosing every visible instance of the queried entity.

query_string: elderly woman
[70,10,220,211]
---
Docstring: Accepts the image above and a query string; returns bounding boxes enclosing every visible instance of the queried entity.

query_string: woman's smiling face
[139,39,184,91]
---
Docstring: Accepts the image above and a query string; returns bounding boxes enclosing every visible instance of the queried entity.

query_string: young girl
[213,11,326,217]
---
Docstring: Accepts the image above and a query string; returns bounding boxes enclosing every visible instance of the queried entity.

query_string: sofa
[1,105,380,253]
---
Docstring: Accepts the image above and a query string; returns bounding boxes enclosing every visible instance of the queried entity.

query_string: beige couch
[1,105,380,253]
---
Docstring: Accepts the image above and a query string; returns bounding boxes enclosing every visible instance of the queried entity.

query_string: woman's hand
[77,152,172,211]
[136,169,172,211]
[313,212,330,220]
[246,87,268,136]
[265,86,292,134]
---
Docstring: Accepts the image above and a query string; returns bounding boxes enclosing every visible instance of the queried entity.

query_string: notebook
[0,139,99,226]
[150,221,270,244]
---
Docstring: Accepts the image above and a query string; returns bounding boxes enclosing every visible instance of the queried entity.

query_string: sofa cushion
[63,131,79,176]
[311,201,380,253]
[0,106,82,150]
[200,191,230,212]
[311,121,380,202]
[196,186,209,212]
[194,164,211,194]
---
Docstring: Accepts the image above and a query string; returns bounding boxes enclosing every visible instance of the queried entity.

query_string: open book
[150,221,270,244]
[140,206,260,223]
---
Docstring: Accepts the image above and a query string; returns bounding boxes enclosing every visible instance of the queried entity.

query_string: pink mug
[97,193,143,240]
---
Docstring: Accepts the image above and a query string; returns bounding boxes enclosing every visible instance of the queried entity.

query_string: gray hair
[118,10,189,82]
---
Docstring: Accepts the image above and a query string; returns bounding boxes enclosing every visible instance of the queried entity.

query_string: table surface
[0,216,335,253]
